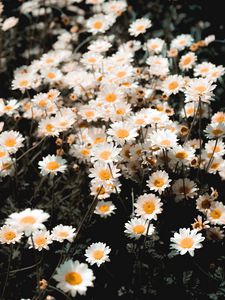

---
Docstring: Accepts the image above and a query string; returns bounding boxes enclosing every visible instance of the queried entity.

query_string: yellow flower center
[168,81,179,90]
[93,21,103,29]
[105,93,117,103]
[143,201,155,214]
[214,115,225,123]
[116,108,125,115]
[58,231,69,238]
[195,85,206,93]
[116,129,129,139]
[46,124,54,132]
[46,58,54,64]
[81,148,90,156]
[4,105,13,111]
[180,237,194,249]
[212,129,223,136]
[96,186,106,195]
[182,56,191,65]
[153,178,165,188]
[85,111,94,118]
[4,231,16,241]
[65,272,82,285]
[0,150,6,157]
[133,225,145,234]
[19,79,29,87]
[20,216,36,224]
[94,137,105,144]
[150,43,158,50]
[175,151,188,159]
[35,236,46,247]
[99,169,111,181]
[99,150,111,161]
[99,204,110,212]
[161,139,171,147]
[210,208,222,219]
[135,119,145,125]
[4,137,16,147]
[47,72,56,79]
[87,57,97,63]
[38,99,48,107]
[116,71,126,78]
[136,25,145,31]
[46,161,60,171]
[93,250,104,260]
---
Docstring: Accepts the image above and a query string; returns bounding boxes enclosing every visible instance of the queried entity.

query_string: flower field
[0,0,225,299]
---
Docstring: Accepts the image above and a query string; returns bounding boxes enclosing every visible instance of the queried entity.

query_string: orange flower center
[4,231,16,241]
[175,151,188,159]
[99,169,111,181]
[35,236,46,247]
[143,201,155,214]
[20,216,36,225]
[153,178,165,188]
[182,56,191,65]
[93,21,103,29]
[4,137,16,147]
[47,72,56,79]
[180,237,194,249]
[99,204,110,212]
[65,272,82,285]
[99,150,111,160]
[133,225,145,234]
[46,161,60,171]
[212,129,223,136]
[195,85,206,93]
[168,81,179,90]
[19,79,29,87]
[105,93,117,103]
[161,139,171,147]
[116,129,129,139]
[58,231,69,238]
[81,148,90,156]
[210,208,222,219]
[93,250,104,260]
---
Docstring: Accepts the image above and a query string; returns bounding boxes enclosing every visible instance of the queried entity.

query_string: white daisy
[129,18,152,37]
[85,242,111,267]
[134,193,163,220]
[124,217,155,240]
[147,170,171,194]
[0,225,23,244]
[91,142,121,164]
[107,121,138,145]
[28,230,53,251]
[0,130,24,154]
[51,225,76,243]
[38,154,67,176]
[94,200,117,218]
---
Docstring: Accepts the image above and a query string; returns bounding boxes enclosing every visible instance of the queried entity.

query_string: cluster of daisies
[1,0,225,298]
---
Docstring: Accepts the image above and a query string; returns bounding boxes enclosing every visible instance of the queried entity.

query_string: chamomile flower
[134,193,163,220]
[91,142,121,163]
[0,99,20,116]
[147,55,169,77]
[0,147,9,162]
[185,78,216,103]
[38,118,59,137]
[0,130,24,154]
[179,52,197,70]
[148,129,178,149]
[38,155,67,176]
[207,202,225,225]
[204,123,225,139]
[89,161,120,185]
[124,217,155,240]
[53,260,95,297]
[146,38,164,54]
[107,121,138,145]
[85,242,111,267]
[171,34,193,51]
[0,225,23,244]
[170,228,205,256]
[162,75,185,96]
[94,200,116,218]
[87,14,115,34]
[28,230,53,251]
[191,216,210,231]
[194,62,215,77]
[41,68,62,83]
[129,18,152,37]
[147,170,171,194]
[172,178,198,201]
[6,208,50,236]
[51,225,76,243]
[196,193,215,213]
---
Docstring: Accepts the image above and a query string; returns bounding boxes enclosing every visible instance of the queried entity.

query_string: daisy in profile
[147,170,171,194]
[124,217,155,240]
[170,228,205,256]
[85,242,111,267]
[28,230,53,251]
[0,130,24,154]
[53,260,95,297]
[89,161,120,185]
[171,34,193,51]
[179,52,197,71]
[148,129,177,149]
[88,40,112,53]
[207,201,225,225]
[91,142,121,164]
[0,147,9,162]
[204,123,225,139]
[191,216,210,231]
[184,78,216,103]
[38,154,67,176]
[146,38,164,54]
[94,200,116,218]
[129,18,152,37]
[107,121,138,145]
[135,193,163,220]
[162,75,185,96]
[0,158,15,177]
[211,111,225,123]
[0,225,23,244]
[6,208,50,236]
[51,225,76,243]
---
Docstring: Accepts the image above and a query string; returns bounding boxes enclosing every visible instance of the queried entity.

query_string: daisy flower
[107,121,138,145]
[147,170,171,194]
[87,14,115,34]
[0,130,24,154]
[170,228,205,256]
[38,154,67,176]
[207,201,225,225]
[212,112,225,124]
[6,208,50,236]
[0,225,23,244]
[171,34,193,51]
[191,216,210,231]
[94,200,117,218]
[12,74,34,91]
[179,52,197,70]
[148,129,178,149]
[38,118,60,137]
[98,84,124,104]
[124,217,155,240]
[53,260,95,297]
[0,99,20,116]
[134,193,163,221]
[81,52,103,69]
[184,78,216,103]
[85,242,111,267]
[0,158,15,177]
[129,18,152,37]
[88,40,112,53]
[51,225,76,243]
[91,142,121,164]
[207,65,225,82]
[172,178,198,201]
[147,55,169,77]
[194,62,215,77]
[146,38,164,54]
[171,145,195,163]
[196,193,215,213]
[41,68,62,83]
[206,227,225,241]
[28,230,53,251]
[89,161,120,185]
[162,75,185,96]
[103,1,127,16]
[0,146,9,162]
[204,123,225,139]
